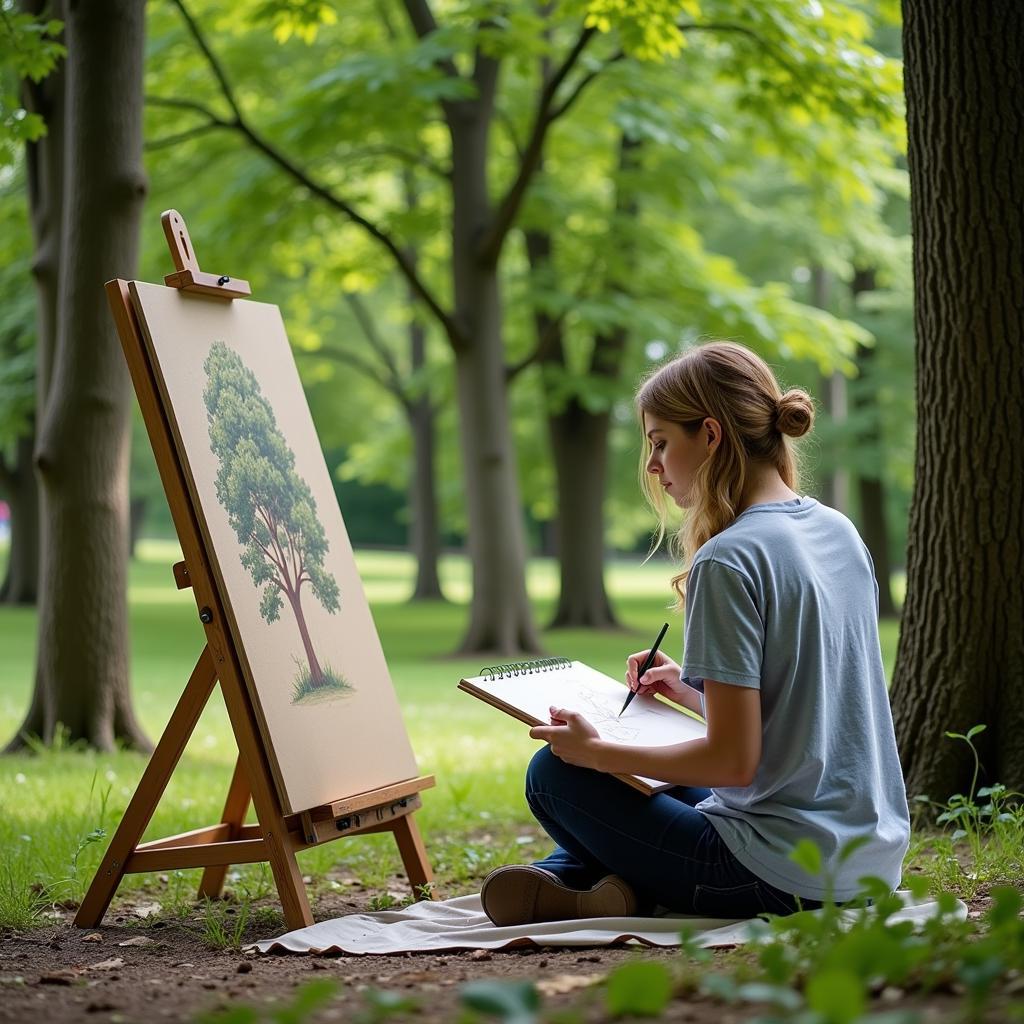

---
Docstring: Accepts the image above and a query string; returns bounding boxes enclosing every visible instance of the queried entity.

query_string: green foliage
[908,727,1024,900]
[195,977,340,1024]
[0,5,64,164]
[604,960,673,1017]
[199,896,251,951]
[460,979,540,1024]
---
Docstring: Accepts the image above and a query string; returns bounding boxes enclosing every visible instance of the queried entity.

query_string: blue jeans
[525,746,820,918]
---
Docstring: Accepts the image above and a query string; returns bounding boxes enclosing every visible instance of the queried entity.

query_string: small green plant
[907,725,1024,899]
[194,978,340,1024]
[460,980,540,1024]
[368,892,398,911]
[198,897,251,950]
[0,855,60,929]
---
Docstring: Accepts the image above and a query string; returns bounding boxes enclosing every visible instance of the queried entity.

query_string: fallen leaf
[133,902,161,919]
[88,958,125,972]
[469,949,492,962]
[118,936,156,947]
[537,973,603,997]
[82,933,104,944]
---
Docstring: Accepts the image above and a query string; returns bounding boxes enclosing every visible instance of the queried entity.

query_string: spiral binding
[480,656,571,681]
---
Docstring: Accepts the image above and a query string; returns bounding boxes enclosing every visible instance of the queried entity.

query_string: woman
[480,341,910,926]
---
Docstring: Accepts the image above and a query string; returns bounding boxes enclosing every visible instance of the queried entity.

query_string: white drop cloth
[250,890,963,956]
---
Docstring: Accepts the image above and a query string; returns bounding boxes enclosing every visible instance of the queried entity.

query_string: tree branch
[296,343,408,408]
[477,25,598,268]
[145,121,220,152]
[167,0,463,348]
[400,0,460,79]
[343,291,409,401]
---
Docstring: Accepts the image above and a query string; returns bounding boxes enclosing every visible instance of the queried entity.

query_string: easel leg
[391,814,433,899]
[75,647,218,928]
[197,754,252,900]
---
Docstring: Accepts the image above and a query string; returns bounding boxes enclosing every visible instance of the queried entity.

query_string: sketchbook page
[129,282,419,814]
[464,661,706,789]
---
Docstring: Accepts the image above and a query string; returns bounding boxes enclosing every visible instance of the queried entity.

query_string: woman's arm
[531,680,762,788]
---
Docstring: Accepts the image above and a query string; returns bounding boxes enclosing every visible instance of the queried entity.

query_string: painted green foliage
[202,342,342,697]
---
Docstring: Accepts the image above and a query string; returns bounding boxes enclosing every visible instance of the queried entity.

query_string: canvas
[129,281,419,814]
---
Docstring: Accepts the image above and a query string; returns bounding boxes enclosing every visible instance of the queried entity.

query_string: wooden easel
[75,211,435,931]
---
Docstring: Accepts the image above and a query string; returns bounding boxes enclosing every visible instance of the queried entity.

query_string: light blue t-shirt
[681,496,910,901]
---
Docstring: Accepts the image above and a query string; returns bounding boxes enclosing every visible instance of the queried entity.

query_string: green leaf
[966,724,987,740]
[987,886,1023,928]
[837,835,872,866]
[805,968,865,1023]
[605,962,674,1016]
[789,839,823,878]
[460,980,540,1023]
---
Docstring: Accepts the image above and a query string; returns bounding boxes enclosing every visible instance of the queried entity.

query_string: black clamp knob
[199,606,214,624]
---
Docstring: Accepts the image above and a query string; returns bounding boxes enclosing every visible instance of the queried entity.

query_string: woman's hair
[635,341,815,606]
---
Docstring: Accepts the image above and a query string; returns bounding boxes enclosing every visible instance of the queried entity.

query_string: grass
[289,659,352,704]
[0,539,904,927]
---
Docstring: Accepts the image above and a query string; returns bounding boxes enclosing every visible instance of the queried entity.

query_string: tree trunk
[8,0,150,753]
[890,0,1024,801]
[547,403,620,628]
[525,223,621,630]
[0,433,40,605]
[531,135,639,629]
[402,172,445,602]
[448,71,542,655]
[810,264,850,515]
[408,380,445,600]
[850,268,896,618]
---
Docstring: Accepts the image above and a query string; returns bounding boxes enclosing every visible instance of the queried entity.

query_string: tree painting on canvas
[203,342,349,705]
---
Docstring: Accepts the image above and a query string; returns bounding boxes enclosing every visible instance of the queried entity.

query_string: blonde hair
[636,341,815,606]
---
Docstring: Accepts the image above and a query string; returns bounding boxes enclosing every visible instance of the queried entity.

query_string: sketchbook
[458,658,707,795]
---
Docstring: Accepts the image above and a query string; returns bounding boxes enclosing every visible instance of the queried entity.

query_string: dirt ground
[0,882,1013,1024]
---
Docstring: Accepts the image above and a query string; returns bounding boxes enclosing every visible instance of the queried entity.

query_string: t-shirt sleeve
[682,558,764,689]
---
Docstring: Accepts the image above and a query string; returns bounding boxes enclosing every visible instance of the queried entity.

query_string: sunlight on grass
[0,542,904,920]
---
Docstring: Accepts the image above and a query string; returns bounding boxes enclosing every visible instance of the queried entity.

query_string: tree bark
[524,223,620,630]
[810,264,850,515]
[529,135,639,629]
[890,0,1024,800]
[402,173,445,602]
[448,66,542,655]
[8,0,150,753]
[850,268,896,618]
[0,434,40,605]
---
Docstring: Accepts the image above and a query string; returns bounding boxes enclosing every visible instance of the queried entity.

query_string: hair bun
[776,389,814,438]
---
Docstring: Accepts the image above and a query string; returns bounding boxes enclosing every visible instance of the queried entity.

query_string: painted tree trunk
[890,0,1024,799]
[0,434,40,605]
[448,75,541,655]
[287,589,325,687]
[13,0,149,752]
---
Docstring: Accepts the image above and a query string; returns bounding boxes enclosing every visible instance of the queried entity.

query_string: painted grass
[0,540,902,926]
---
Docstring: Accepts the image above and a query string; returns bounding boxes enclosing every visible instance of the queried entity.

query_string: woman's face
[643,411,720,509]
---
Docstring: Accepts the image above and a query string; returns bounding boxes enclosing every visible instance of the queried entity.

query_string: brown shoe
[480,865,637,927]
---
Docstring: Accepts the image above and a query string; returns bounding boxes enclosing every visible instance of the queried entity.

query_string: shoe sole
[481,866,636,927]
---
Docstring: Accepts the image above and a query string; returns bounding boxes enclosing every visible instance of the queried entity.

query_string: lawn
[0,540,902,922]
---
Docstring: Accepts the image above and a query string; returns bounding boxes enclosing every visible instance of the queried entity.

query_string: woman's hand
[625,649,688,703]
[530,706,605,770]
